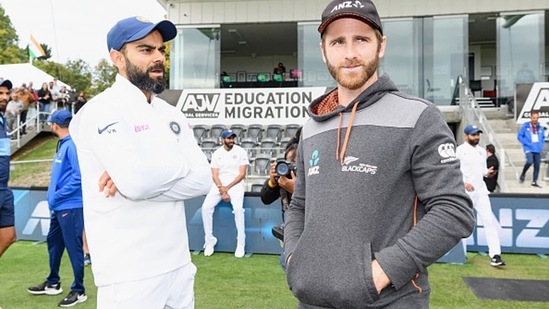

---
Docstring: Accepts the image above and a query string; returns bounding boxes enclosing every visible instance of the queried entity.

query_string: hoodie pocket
[286,241,380,308]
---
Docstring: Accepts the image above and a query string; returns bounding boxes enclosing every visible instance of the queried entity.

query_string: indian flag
[29,34,46,59]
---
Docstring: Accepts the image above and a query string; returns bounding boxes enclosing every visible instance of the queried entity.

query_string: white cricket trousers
[468,191,502,257]
[97,263,197,309]
[201,185,245,244]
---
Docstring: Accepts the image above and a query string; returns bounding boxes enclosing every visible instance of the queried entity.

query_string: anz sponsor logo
[438,143,458,163]
[467,207,549,252]
[181,93,221,118]
[307,150,320,176]
[22,201,50,237]
[341,156,377,174]
[330,1,365,13]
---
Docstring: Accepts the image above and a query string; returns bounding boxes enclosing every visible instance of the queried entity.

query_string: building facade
[157,0,549,107]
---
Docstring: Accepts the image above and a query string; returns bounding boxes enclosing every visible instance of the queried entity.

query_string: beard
[467,138,480,146]
[326,52,380,90]
[125,58,166,94]
[0,102,6,113]
[223,139,234,150]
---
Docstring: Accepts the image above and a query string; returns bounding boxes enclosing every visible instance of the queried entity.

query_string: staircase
[484,109,549,193]
[9,112,51,155]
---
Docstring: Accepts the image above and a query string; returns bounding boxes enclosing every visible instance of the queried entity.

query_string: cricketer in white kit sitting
[201,129,249,258]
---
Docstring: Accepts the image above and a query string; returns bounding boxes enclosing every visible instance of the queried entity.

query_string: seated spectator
[273,62,286,81]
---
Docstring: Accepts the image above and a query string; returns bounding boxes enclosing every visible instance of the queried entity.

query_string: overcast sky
[1,0,167,67]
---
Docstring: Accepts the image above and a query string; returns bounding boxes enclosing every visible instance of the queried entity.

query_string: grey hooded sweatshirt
[284,74,474,308]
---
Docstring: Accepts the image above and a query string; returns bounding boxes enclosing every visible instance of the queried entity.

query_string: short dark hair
[486,144,495,154]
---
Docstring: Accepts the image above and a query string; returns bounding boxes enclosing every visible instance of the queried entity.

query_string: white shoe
[235,243,245,258]
[204,237,217,257]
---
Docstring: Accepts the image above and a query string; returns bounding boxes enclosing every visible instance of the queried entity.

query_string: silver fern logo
[343,156,359,165]
[341,156,377,175]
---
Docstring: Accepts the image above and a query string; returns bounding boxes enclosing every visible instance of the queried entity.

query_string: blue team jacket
[0,115,10,187]
[517,122,546,154]
[47,135,83,211]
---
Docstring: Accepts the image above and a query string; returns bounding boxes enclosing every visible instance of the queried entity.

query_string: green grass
[1,241,548,308]
[9,133,57,187]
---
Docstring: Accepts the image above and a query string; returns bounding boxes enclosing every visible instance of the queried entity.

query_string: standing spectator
[5,91,21,134]
[37,82,52,122]
[483,144,499,193]
[69,16,211,308]
[517,110,546,188]
[0,79,15,258]
[73,91,87,114]
[16,87,35,135]
[283,1,475,307]
[456,125,505,267]
[49,81,62,110]
[27,110,87,307]
[201,129,249,258]
[67,88,78,113]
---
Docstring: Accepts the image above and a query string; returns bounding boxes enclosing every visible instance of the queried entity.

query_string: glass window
[170,26,220,89]
[497,12,544,99]
[423,16,468,105]
[297,22,334,88]
[379,18,421,97]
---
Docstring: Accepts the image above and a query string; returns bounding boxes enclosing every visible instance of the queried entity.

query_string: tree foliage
[0,6,27,64]
[89,58,117,97]
[34,59,92,93]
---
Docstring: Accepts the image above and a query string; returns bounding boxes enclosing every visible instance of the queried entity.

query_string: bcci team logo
[308,150,320,176]
[180,92,221,118]
[169,121,181,135]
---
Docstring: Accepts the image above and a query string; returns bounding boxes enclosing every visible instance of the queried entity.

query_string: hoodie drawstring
[411,195,423,294]
[336,102,359,165]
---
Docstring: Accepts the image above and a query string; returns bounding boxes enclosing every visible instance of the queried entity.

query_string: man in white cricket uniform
[69,16,212,308]
[456,124,505,267]
[201,129,249,258]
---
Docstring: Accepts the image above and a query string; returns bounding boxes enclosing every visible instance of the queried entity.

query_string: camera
[276,160,296,178]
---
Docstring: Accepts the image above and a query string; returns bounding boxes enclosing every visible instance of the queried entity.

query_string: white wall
[162,0,549,25]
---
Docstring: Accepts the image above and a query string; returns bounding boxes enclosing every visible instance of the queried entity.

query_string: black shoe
[58,290,87,307]
[27,281,63,295]
[532,182,542,188]
[490,254,506,267]
[519,175,525,183]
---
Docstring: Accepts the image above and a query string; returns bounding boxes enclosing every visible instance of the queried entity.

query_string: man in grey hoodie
[283,0,475,308]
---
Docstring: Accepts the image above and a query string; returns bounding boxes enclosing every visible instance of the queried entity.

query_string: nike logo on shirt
[98,122,119,134]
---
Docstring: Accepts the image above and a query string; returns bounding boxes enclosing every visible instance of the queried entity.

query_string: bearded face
[125,57,167,94]
[465,134,480,146]
[0,90,8,113]
[222,137,235,150]
[326,52,380,90]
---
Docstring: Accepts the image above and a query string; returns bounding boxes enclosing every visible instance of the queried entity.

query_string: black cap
[0,79,13,90]
[318,0,383,35]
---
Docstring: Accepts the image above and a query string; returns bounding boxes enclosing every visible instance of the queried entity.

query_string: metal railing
[457,75,520,192]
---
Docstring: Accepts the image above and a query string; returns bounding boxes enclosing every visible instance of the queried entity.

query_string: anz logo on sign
[22,201,51,237]
[466,203,549,254]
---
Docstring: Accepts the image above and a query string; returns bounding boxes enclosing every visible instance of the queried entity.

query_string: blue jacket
[0,115,11,187]
[517,122,546,154]
[47,135,83,211]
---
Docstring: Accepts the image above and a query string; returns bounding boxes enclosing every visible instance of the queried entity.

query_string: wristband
[267,179,277,189]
